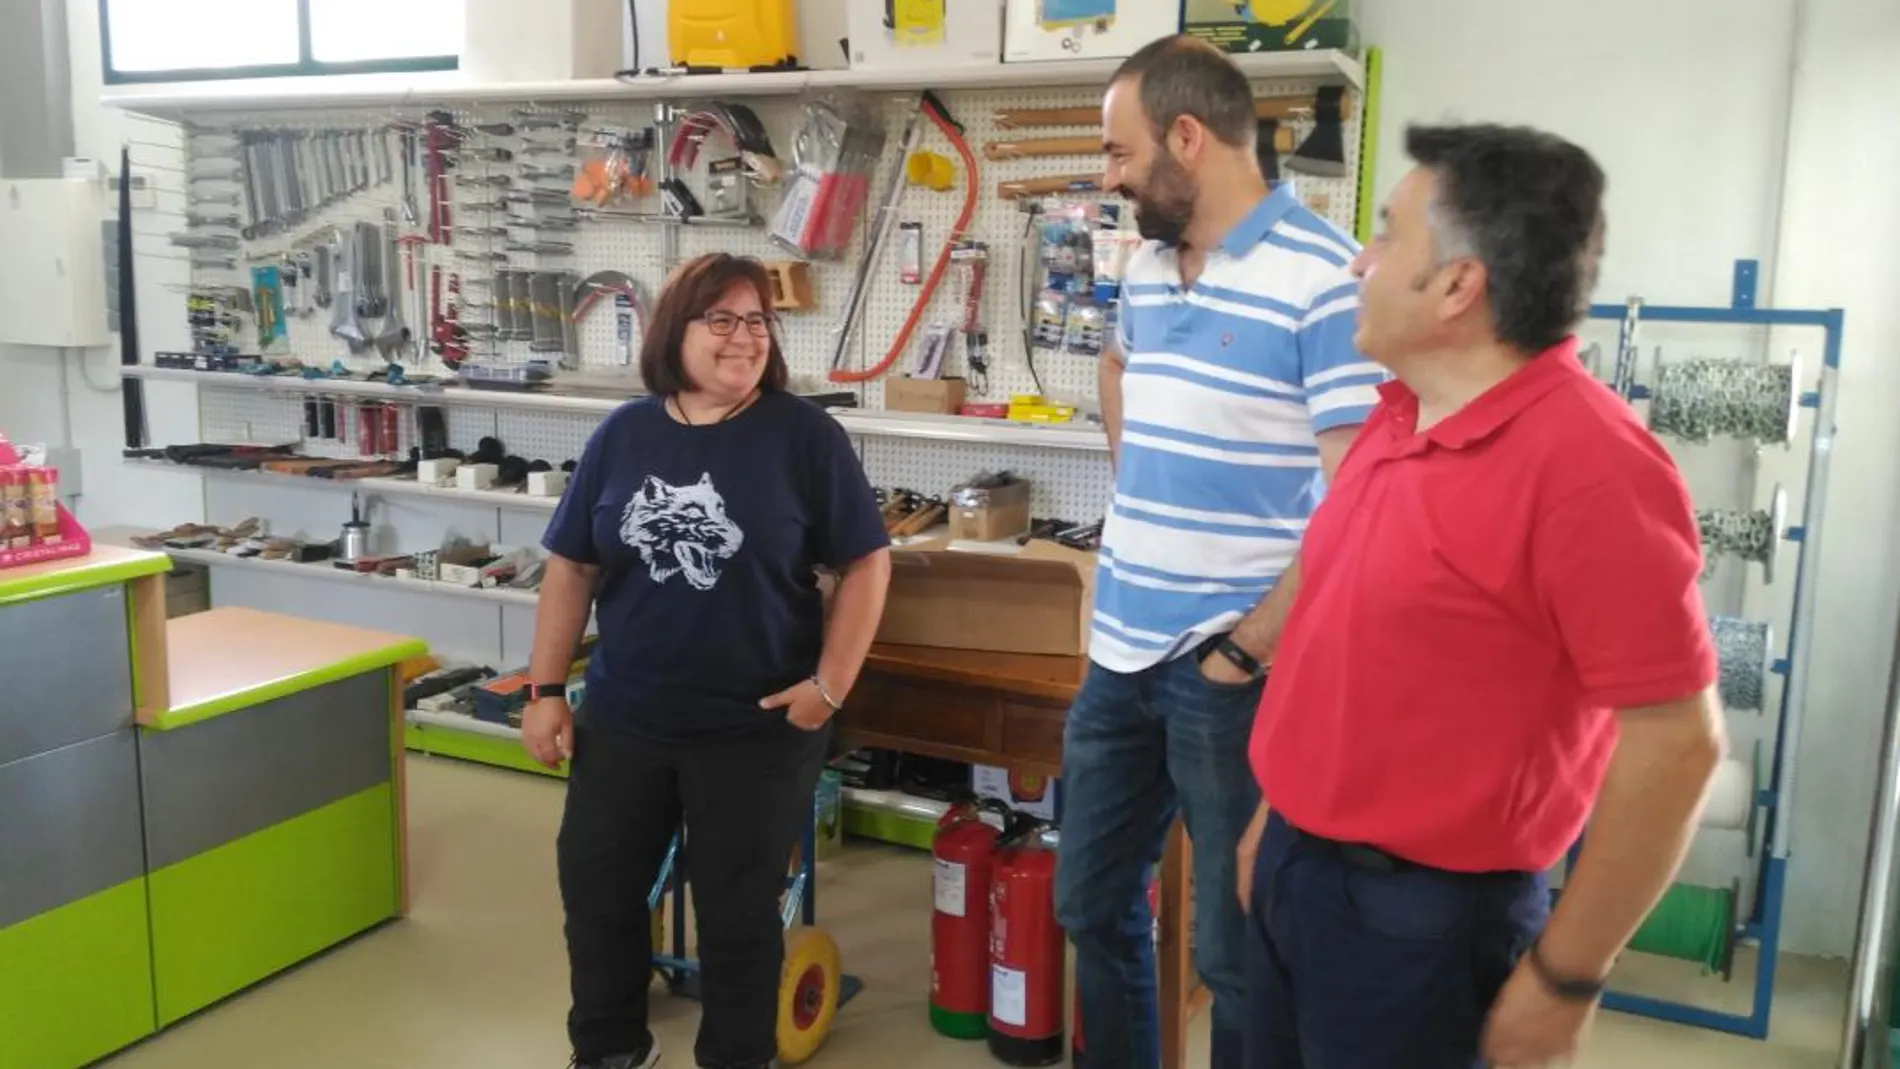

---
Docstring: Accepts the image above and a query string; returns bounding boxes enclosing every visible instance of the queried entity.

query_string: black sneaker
[572,1043,661,1069]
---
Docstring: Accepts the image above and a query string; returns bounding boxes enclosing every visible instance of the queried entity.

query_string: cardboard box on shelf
[973,763,1060,822]
[847,0,1004,70]
[876,538,1095,656]
[886,376,969,415]
[1003,0,1179,62]
[949,477,1031,542]
[1181,0,1357,54]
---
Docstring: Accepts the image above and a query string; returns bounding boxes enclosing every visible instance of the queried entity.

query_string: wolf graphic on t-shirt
[619,473,745,591]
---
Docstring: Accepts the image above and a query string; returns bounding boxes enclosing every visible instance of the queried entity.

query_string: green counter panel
[405,721,568,779]
[0,879,155,1069]
[149,784,399,1027]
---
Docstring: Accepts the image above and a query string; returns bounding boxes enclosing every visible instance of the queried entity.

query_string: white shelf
[407,707,522,741]
[122,457,564,512]
[124,365,631,415]
[100,51,1363,119]
[832,408,1107,452]
[150,540,542,608]
[124,366,1110,452]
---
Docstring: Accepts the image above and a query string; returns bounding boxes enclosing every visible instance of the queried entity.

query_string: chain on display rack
[1565,260,1844,1042]
[113,52,1368,595]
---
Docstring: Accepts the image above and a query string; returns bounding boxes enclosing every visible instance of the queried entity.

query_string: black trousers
[1244,813,1550,1068]
[558,716,831,1067]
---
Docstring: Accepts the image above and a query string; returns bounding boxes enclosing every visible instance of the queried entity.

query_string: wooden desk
[843,643,1206,1069]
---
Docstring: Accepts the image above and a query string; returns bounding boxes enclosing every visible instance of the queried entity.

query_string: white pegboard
[178,70,1362,526]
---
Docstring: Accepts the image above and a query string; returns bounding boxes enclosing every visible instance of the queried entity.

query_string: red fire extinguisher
[1072,875,1162,1067]
[989,823,1065,1067]
[930,801,1008,1039]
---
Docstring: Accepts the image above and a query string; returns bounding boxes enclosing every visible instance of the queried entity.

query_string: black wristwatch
[1213,636,1265,679]
[528,682,568,701]
[1525,942,1606,1003]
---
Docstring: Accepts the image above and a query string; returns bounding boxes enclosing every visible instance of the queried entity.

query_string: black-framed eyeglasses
[696,311,777,337]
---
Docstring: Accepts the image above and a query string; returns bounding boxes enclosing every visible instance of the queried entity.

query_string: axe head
[1256,117,1282,182]
[1287,85,1349,179]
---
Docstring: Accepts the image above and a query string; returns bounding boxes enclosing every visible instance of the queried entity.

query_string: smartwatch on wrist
[1214,636,1265,679]
[1525,941,1606,1003]
[528,682,567,702]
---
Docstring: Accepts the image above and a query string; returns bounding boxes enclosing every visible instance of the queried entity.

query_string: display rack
[1578,260,1843,1040]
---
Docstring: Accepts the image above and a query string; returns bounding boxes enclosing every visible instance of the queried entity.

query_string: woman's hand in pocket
[762,679,837,731]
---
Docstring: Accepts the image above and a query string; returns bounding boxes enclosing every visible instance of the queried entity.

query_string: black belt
[1289,823,1529,883]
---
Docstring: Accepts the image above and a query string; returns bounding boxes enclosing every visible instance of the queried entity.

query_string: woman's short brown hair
[639,253,790,396]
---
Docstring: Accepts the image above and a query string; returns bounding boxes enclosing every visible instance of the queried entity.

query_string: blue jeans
[1055,649,1264,1069]
[1245,813,1550,1069]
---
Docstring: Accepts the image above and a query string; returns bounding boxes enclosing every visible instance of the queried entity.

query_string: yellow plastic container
[669,0,802,70]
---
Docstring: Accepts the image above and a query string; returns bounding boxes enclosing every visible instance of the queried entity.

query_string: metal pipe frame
[1578,259,1845,1041]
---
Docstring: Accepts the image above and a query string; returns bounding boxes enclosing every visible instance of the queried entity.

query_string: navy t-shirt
[541,392,888,740]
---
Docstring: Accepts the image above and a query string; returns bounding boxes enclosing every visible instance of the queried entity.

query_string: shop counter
[0,550,423,1069]
[842,643,1207,1069]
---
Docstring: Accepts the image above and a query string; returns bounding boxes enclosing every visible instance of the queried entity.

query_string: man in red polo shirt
[1239,124,1727,1069]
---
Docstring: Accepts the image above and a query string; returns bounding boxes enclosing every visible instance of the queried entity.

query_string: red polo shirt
[1251,337,1718,874]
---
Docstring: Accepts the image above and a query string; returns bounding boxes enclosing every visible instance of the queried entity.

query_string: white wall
[1360,0,1900,959]
[1762,0,1900,962]
[0,0,201,522]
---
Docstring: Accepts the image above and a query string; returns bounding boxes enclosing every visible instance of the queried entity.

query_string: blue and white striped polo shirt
[1091,184,1385,673]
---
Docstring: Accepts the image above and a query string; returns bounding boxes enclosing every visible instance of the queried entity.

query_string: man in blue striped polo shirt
[1054,36,1384,1069]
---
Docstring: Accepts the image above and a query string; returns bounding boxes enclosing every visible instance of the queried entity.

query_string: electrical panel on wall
[0,178,112,348]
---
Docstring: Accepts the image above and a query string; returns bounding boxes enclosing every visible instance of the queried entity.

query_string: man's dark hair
[1405,124,1607,352]
[1111,35,1257,149]
[640,252,789,396]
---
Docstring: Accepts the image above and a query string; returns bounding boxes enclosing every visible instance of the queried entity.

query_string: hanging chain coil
[1711,615,1771,712]
[1649,358,1799,445]
[1696,485,1785,583]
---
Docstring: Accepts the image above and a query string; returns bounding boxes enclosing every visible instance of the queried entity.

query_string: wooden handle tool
[986,126,1295,162]
[993,93,1351,130]
[984,136,1101,161]
[997,174,1107,200]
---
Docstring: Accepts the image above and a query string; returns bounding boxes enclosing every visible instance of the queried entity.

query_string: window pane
[308,0,464,64]
[106,0,301,73]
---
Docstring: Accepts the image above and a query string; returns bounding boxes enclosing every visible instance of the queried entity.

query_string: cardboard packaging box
[877,539,1095,656]
[886,376,970,415]
[974,764,1060,822]
[1003,0,1179,62]
[950,477,1031,542]
[1181,0,1357,53]
[848,0,1003,70]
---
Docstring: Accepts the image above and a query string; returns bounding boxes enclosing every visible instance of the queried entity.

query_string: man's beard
[1125,153,1197,245]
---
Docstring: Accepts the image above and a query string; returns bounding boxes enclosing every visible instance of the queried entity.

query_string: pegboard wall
[178,70,1365,519]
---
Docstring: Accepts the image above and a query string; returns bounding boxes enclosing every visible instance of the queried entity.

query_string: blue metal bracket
[1732,260,1759,310]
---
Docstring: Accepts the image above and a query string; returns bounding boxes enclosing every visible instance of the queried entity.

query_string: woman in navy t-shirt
[523,253,892,1069]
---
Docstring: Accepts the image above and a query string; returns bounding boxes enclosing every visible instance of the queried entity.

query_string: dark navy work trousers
[1245,812,1551,1069]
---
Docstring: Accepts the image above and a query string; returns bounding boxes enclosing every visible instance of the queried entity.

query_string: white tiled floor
[100,756,1852,1069]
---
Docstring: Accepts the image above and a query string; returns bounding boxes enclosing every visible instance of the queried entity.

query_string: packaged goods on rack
[1028,202,1136,360]
[770,96,887,259]
[0,434,89,569]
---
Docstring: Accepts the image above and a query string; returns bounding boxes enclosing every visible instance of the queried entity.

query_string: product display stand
[0,435,90,571]
[1571,259,1844,1040]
